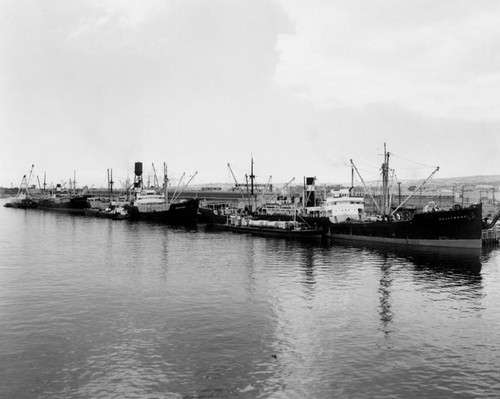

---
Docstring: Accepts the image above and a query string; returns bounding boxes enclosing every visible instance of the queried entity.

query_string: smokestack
[305,177,315,207]
[134,162,143,189]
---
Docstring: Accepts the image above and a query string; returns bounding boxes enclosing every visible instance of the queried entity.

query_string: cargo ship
[127,190,199,225]
[328,145,483,249]
[33,182,92,215]
[126,162,199,225]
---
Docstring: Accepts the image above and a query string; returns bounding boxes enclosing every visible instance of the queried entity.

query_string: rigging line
[395,166,434,170]
[355,165,380,172]
[353,168,381,179]
[357,175,378,183]
[390,153,438,169]
[353,160,380,170]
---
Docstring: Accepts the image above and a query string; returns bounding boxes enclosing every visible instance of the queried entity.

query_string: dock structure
[482,228,499,246]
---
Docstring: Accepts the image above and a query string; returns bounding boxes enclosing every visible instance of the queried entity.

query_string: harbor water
[1,199,500,398]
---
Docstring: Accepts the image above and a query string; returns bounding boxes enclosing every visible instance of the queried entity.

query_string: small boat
[84,205,129,220]
[216,215,324,239]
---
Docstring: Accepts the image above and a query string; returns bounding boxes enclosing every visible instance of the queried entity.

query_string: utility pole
[397,182,401,206]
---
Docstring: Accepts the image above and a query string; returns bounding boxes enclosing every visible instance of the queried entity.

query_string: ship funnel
[133,162,143,190]
[305,177,316,207]
[134,162,143,177]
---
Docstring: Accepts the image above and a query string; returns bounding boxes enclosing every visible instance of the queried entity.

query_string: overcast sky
[1,0,499,189]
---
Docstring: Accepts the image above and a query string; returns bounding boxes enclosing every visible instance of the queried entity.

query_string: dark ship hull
[128,198,199,225]
[36,195,91,215]
[3,198,38,209]
[328,204,483,249]
[198,206,229,224]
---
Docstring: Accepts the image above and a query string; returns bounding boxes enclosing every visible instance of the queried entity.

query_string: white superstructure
[306,189,365,223]
[133,189,170,212]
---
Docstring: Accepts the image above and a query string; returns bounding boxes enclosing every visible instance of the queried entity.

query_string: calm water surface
[1,199,500,398]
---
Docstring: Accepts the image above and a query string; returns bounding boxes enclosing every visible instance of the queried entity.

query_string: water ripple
[1,203,500,398]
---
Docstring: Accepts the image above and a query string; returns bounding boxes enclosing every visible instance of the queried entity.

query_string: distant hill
[3,174,500,193]
[357,175,500,189]
[431,175,500,185]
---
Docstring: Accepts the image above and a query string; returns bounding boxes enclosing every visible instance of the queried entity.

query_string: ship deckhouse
[306,188,365,223]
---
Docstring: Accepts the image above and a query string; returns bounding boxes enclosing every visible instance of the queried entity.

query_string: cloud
[1,0,499,187]
[275,0,500,120]
[67,0,170,40]
[0,0,297,186]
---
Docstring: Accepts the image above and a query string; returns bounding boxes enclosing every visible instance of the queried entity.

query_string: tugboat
[84,206,128,220]
[126,162,199,225]
[328,144,483,249]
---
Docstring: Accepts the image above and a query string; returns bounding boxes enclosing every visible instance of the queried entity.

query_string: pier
[482,228,499,246]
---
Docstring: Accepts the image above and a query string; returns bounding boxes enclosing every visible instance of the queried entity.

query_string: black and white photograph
[1,1,500,398]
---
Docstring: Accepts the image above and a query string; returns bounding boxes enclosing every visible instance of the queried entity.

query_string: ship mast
[351,160,382,214]
[249,157,255,212]
[350,164,354,195]
[163,163,168,205]
[152,163,159,188]
[27,164,34,196]
[256,175,272,208]
[228,163,251,210]
[170,171,198,204]
[381,143,390,217]
[107,168,114,202]
[243,158,256,212]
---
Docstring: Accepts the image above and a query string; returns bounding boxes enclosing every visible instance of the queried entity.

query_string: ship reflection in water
[341,242,485,340]
[349,241,484,273]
